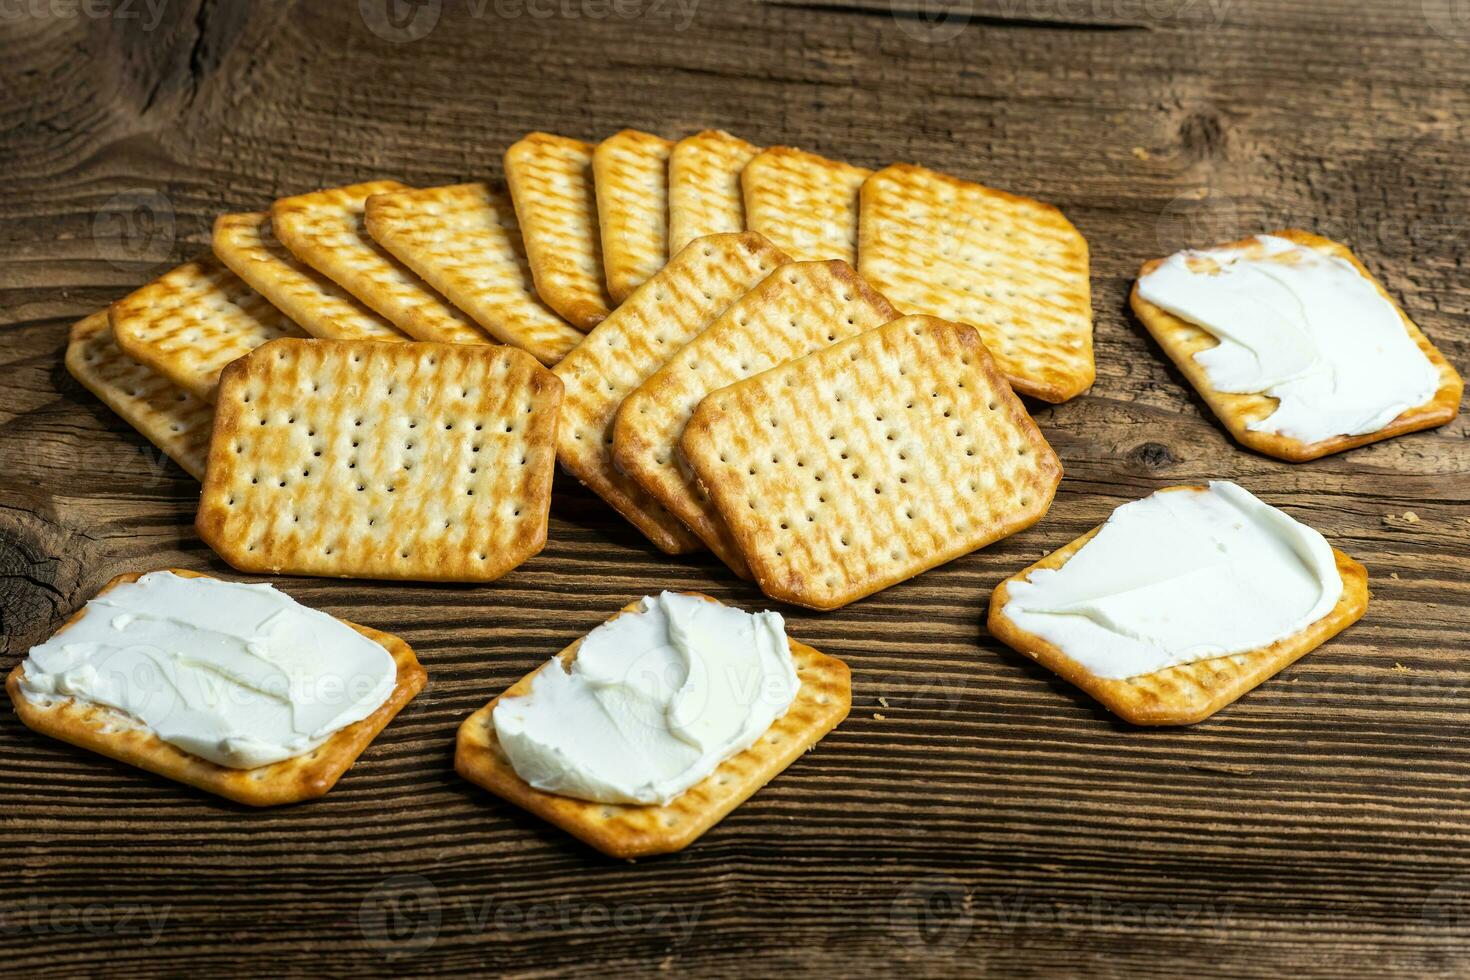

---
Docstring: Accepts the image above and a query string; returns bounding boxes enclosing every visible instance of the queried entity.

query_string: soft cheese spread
[1001,482,1342,679]
[1137,234,1439,444]
[493,592,800,805]
[19,571,397,768]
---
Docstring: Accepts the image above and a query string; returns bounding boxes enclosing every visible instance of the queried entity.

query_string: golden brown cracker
[196,339,561,582]
[668,129,761,255]
[741,146,870,264]
[7,568,426,806]
[454,594,851,858]
[858,163,1095,403]
[681,315,1062,611]
[593,129,673,304]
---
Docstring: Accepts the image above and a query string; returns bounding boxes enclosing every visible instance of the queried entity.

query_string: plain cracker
[593,129,673,304]
[196,339,562,582]
[613,260,898,577]
[741,146,870,264]
[7,568,426,806]
[364,182,583,365]
[1129,229,1463,461]
[454,594,851,858]
[551,232,790,554]
[986,488,1370,724]
[681,315,1062,611]
[858,163,1095,403]
[668,129,761,255]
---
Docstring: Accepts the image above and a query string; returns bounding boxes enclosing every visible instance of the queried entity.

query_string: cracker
[65,311,214,481]
[454,594,851,858]
[858,163,1095,404]
[741,146,870,264]
[613,260,898,577]
[110,256,305,402]
[986,491,1370,725]
[1129,229,1464,461]
[196,339,562,582]
[668,129,761,256]
[505,132,613,331]
[552,232,790,554]
[7,568,426,806]
[593,129,673,304]
[271,181,492,346]
[681,315,1062,611]
[212,211,406,343]
[364,182,583,365]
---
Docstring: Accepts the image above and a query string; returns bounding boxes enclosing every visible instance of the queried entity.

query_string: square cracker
[593,129,673,304]
[212,211,406,343]
[110,255,306,402]
[1129,229,1464,461]
[681,315,1062,611]
[613,260,898,577]
[454,593,851,859]
[505,132,614,331]
[196,338,562,582]
[668,129,761,256]
[7,568,427,806]
[364,182,583,366]
[986,488,1370,725]
[271,181,492,346]
[65,311,214,481]
[741,146,870,264]
[551,232,790,555]
[858,163,1095,404]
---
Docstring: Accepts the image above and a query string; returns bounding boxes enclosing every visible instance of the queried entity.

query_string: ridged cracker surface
[668,129,761,255]
[682,315,1062,610]
[7,568,427,806]
[742,146,870,264]
[271,181,490,346]
[196,339,562,582]
[593,129,673,303]
[987,488,1370,724]
[65,311,213,481]
[614,260,898,576]
[364,182,582,365]
[1129,229,1464,461]
[859,164,1094,403]
[212,211,406,342]
[454,594,851,858]
[552,232,790,554]
[110,256,305,402]
[505,132,613,331]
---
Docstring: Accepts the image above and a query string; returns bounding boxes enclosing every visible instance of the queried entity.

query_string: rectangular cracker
[741,146,870,264]
[196,339,562,582]
[681,315,1063,611]
[668,129,761,256]
[593,129,673,304]
[505,133,613,331]
[859,163,1095,403]
[110,256,306,402]
[65,311,214,480]
[454,594,851,858]
[271,181,492,346]
[613,260,898,577]
[364,182,583,365]
[987,492,1370,725]
[551,232,791,554]
[212,211,406,343]
[7,568,426,806]
[1130,229,1464,461]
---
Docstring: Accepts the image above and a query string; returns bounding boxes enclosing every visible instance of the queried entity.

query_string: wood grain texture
[1,0,1468,976]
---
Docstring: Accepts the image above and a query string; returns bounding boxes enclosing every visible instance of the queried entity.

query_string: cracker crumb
[878,696,890,708]
[873,712,887,720]
[1390,572,1400,579]
[1393,662,1411,672]
[1403,511,1420,524]
[1131,146,1151,160]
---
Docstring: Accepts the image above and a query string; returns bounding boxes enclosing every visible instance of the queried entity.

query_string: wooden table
[2,1,1467,975]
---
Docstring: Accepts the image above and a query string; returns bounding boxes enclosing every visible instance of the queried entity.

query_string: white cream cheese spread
[19,571,397,769]
[1137,234,1440,444]
[1001,482,1342,680]
[493,592,800,805]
